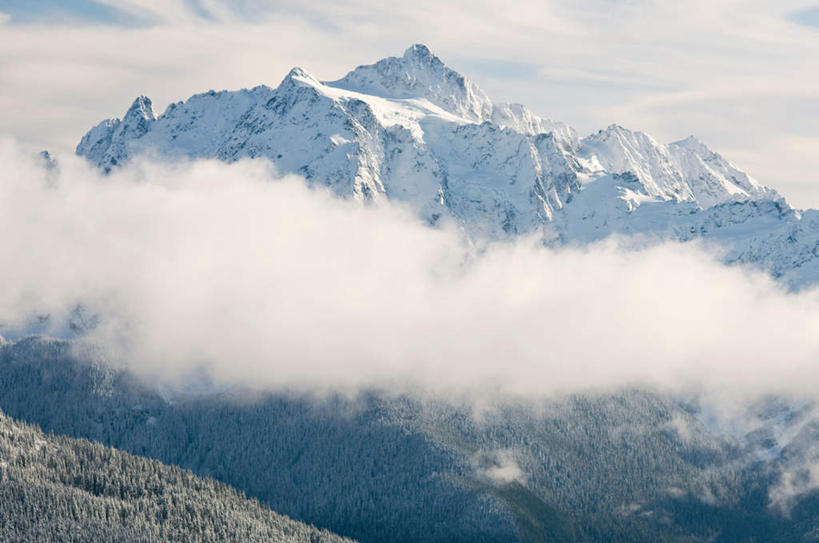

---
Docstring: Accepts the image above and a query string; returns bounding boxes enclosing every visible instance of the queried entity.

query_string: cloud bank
[1,140,819,400]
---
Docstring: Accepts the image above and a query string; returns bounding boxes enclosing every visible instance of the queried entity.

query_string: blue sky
[0,0,133,24]
[1,0,818,207]
[0,0,267,25]
[792,5,819,28]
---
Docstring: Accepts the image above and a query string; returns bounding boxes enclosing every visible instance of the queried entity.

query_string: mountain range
[76,44,819,287]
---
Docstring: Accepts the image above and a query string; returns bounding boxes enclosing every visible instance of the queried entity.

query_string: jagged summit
[403,43,436,63]
[673,134,704,146]
[669,135,720,157]
[283,66,322,88]
[75,95,155,172]
[326,43,493,121]
[579,123,776,207]
[125,95,155,121]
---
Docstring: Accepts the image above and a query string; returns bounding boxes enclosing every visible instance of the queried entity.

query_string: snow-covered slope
[578,125,776,208]
[0,406,356,543]
[76,44,819,287]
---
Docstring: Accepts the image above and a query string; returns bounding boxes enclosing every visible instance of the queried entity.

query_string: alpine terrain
[77,44,819,288]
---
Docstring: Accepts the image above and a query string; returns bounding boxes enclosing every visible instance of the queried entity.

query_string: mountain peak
[326,44,492,121]
[603,123,632,135]
[402,43,437,64]
[588,124,658,147]
[125,95,155,121]
[116,95,155,143]
[670,135,711,154]
[282,66,322,88]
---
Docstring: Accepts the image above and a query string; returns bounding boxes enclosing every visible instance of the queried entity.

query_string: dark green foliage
[0,408,353,542]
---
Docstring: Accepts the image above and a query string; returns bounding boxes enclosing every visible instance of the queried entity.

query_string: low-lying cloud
[1,138,819,400]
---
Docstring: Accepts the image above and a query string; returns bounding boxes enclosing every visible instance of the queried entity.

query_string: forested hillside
[0,406,354,542]
[2,337,819,542]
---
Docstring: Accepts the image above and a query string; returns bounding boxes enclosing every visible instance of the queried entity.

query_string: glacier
[76,44,819,288]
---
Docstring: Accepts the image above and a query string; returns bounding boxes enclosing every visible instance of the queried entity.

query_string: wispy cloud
[90,0,206,25]
[770,462,819,514]
[1,0,818,207]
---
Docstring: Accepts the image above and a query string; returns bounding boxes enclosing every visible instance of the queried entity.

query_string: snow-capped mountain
[76,44,819,287]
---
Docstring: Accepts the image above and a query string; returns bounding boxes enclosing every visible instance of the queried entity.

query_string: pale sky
[1,0,818,207]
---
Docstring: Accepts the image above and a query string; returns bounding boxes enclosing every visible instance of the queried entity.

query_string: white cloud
[0,1,818,206]
[91,0,197,24]
[474,450,527,486]
[2,142,819,401]
[770,462,819,515]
